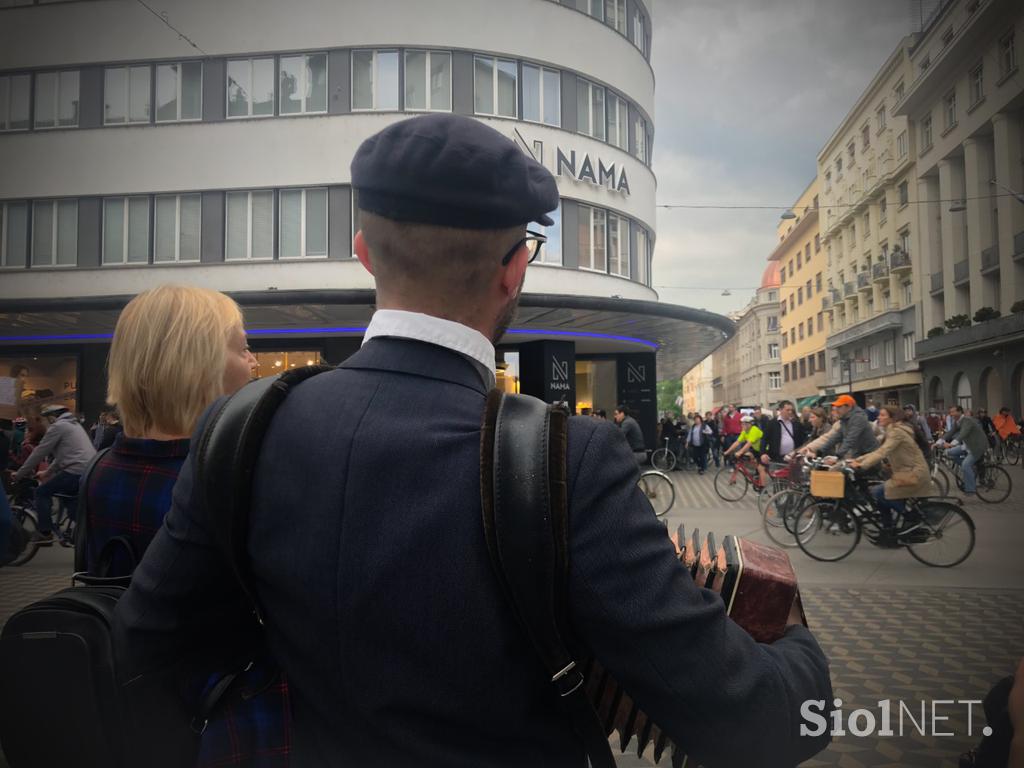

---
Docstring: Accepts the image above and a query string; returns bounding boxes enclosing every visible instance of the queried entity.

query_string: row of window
[782,352,828,384]
[579,0,649,56]
[0,194,653,285]
[780,313,825,348]
[779,237,821,284]
[780,273,826,315]
[0,52,653,164]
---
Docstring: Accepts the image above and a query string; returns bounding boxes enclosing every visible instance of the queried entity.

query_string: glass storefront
[0,354,79,420]
[251,350,323,380]
[575,359,616,415]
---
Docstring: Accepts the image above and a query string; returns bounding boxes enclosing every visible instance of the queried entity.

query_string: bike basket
[810,470,845,498]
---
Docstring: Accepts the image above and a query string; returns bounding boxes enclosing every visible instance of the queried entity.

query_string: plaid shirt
[86,434,290,767]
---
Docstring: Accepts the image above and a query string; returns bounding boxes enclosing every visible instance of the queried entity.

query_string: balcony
[825,308,907,349]
[953,259,970,287]
[843,281,857,299]
[857,272,872,292]
[981,244,999,275]
[829,288,842,304]
[872,262,889,283]
[889,250,912,274]
[915,312,1024,361]
[821,294,832,310]
[930,272,944,296]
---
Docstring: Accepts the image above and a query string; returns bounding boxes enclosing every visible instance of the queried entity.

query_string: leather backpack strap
[74,446,112,573]
[481,390,615,768]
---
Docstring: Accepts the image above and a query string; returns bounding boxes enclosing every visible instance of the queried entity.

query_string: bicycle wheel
[795,499,862,562]
[713,465,749,502]
[651,448,676,472]
[638,471,676,517]
[904,502,975,567]
[8,506,40,567]
[975,464,1012,504]
[762,488,812,548]
[1005,438,1021,466]
[930,465,950,497]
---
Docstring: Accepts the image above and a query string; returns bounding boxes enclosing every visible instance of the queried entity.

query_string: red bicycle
[713,455,796,511]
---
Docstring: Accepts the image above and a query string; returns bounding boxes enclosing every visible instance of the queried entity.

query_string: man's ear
[499,242,529,296]
[354,230,374,275]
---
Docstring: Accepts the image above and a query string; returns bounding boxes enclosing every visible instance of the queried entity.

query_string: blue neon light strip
[1,327,659,349]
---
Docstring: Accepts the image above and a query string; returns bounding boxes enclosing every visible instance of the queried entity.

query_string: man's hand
[847,459,862,469]
[824,456,838,466]
[760,454,771,465]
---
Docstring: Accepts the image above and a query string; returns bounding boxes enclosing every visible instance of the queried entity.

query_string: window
[790,328,796,345]
[788,259,794,276]
[863,211,870,236]
[768,343,779,360]
[784,366,790,383]
[225,190,274,261]
[154,194,201,262]
[606,92,628,150]
[903,332,916,362]
[780,300,787,317]
[869,345,880,369]
[806,279,812,297]
[799,359,806,378]
[632,10,646,54]
[578,204,606,272]
[521,63,558,126]
[805,243,811,262]
[861,124,870,150]
[797,287,803,305]
[920,113,933,151]
[898,181,909,206]
[607,213,629,278]
[1,202,28,268]
[34,70,79,128]
[879,195,888,223]
[768,372,781,390]
[942,27,955,47]
[897,130,908,160]
[808,355,816,374]
[280,53,328,115]
[884,339,895,367]
[797,251,802,269]
[405,50,452,112]
[798,323,804,340]
[835,156,843,176]
[847,141,856,163]
[576,79,605,140]
[825,171,832,192]
[31,200,77,267]
[904,281,913,305]
[635,227,648,285]
[807,318,814,337]
[814,234,820,253]
[633,114,648,164]
[920,54,931,73]
[999,31,1017,78]
[766,316,778,331]
[102,196,150,264]
[876,104,887,132]
[789,295,794,311]
[605,0,626,33]
[782,335,788,350]
[0,74,31,131]
[899,229,910,253]
[586,0,603,21]
[353,50,400,111]
[969,62,984,107]
[894,80,905,102]
[943,90,956,131]
[817,312,824,333]
[104,65,150,124]
[818,351,826,372]
[279,188,328,259]
[537,202,563,266]
[816,272,822,292]
[227,58,275,117]
[156,62,202,122]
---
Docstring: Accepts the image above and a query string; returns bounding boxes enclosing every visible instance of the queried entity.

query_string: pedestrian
[615,405,648,466]
[704,411,721,467]
[721,404,742,454]
[113,113,831,767]
[866,399,879,423]
[686,414,712,474]
[753,405,770,433]
[762,400,808,466]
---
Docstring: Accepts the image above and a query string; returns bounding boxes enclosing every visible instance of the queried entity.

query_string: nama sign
[512,130,631,197]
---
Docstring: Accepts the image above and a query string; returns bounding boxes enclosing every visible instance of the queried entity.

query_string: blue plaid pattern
[86,434,290,766]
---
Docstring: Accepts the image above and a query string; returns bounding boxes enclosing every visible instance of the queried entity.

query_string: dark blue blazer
[115,337,832,767]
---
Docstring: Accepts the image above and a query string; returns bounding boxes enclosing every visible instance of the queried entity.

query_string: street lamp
[948,199,967,212]
[780,209,797,220]
[990,179,1024,205]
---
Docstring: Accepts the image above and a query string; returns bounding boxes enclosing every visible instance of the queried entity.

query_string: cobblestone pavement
[1,468,1022,768]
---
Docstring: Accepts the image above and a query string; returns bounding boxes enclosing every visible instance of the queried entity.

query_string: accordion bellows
[582,525,803,766]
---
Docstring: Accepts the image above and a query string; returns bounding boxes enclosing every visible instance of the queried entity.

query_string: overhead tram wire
[134,0,208,56]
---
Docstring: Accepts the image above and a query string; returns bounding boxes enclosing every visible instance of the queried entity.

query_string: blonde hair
[107,284,244,437]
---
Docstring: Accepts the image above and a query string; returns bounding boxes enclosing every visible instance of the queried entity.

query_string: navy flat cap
[351,114,558,229]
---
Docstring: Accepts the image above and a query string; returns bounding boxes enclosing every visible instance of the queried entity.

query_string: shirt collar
[363,309,496,389]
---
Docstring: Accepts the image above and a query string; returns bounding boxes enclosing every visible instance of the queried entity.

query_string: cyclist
[847,406,933,546]
[9,403,96,545]
[798,394,878,462]
[723,414,766,486]
[994,406,1021,449]
[936,404,988,497]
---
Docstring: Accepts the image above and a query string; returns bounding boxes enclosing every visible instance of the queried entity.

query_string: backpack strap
[480,390,615,768]
[74,446,112,573]
[195,364,334,624]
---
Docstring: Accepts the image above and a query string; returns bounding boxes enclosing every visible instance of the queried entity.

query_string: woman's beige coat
[855,422,933,499]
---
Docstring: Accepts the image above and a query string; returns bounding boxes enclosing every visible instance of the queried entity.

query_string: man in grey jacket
[939,405,988,495]
[11,404,96,544]
[614,404,648,465]
[805,394,878,459]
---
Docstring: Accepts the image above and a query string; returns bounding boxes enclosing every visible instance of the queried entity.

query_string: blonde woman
[84,284,255,574]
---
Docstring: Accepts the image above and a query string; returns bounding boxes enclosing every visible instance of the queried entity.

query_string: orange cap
[827,394,857,408]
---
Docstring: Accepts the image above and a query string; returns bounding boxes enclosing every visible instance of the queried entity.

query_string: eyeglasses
[501,230,548,266]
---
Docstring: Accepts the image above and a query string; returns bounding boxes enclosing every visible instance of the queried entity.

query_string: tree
[657,379,683,417]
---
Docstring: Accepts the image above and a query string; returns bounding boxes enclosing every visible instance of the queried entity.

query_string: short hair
[360,211,523,296]
[615,405,627,415]
[950,404,964,414]
[777,400,793,410]
[107,284,244,437]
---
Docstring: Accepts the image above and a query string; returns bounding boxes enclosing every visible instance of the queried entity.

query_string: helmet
[740,415,754,423]
[40,404,69,417]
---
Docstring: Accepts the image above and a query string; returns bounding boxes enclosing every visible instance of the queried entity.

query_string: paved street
[0,467,1021,768]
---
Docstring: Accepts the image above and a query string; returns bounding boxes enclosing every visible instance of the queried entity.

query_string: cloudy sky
[650,0,929,316]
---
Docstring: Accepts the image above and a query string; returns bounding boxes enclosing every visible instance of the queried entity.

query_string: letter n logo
[627,363,646,384]
[552,358,569,381]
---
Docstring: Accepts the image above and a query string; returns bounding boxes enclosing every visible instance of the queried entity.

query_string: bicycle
[787,460,975,567]
[4,478,78,565]
[947,451,1012,504]
[713,454,794,513]
[651,437,677,472]
[994,433,1021,466]
[637,469,676,518]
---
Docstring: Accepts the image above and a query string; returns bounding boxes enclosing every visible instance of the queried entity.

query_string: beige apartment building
[771,178,825,407]
[818,35,925,408]
[898,0,1024,414]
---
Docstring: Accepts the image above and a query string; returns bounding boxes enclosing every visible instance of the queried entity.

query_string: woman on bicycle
[847,406,932,544]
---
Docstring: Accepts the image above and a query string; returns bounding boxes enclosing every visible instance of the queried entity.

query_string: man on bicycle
[936,405,987,496]
[798,394,877,462]
[9,404,96,545]
[994,407,1021,448]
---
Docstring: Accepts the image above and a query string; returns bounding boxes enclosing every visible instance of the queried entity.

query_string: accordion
[582,525,804,767]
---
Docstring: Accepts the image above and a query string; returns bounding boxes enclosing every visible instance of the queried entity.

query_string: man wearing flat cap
[115,114,832,767]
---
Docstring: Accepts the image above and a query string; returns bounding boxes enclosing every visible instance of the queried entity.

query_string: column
[518,340,576,412]
[80,343,112,426]
[616,352,657,449]
[917,175,942,334]
[992,113,1024,309]
[963,137,996,310]
[938,158,967,315]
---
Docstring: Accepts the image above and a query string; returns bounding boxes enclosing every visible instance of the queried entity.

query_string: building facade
[818,35,925,409]
[681,354,714,415]
[0,0,736,446]
[773,178,825,405]
[896,0,1024,414]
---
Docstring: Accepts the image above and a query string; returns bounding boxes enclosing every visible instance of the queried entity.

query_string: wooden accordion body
[582,526,802,767]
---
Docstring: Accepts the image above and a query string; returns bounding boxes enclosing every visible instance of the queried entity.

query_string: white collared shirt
[362,309,497,389]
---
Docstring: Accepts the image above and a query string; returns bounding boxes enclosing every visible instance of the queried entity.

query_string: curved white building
[0,0,733,444]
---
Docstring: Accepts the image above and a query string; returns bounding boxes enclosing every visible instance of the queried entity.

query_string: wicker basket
[810,470,845,498]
